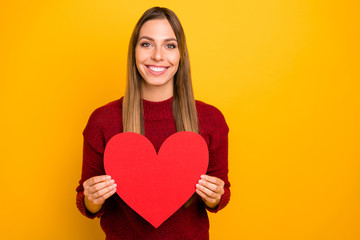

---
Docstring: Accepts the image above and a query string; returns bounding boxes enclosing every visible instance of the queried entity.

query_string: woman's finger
[200,175,224,187]
[87,179,115,194]
[91,188,117,205]
[100,188,117,202]
[87,183,117,202]
[196,183,219,199]
[91,183,117,199]
[198,179,223,194]
[84,175,111,188]
[195,188,219,205]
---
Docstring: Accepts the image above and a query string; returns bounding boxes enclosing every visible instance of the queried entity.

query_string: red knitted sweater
[76,97,230,240]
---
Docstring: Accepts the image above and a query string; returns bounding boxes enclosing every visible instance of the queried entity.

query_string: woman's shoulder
[84,97,123,131]
[195,99,226,120]
[195,99,228,130]
[96,97,123,112]
[89,97,123,118]
[195,99,229,150]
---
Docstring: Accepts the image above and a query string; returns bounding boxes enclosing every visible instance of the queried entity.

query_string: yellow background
[1,0,359,239]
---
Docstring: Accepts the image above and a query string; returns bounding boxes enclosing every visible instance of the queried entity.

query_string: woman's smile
[146,65,169,75]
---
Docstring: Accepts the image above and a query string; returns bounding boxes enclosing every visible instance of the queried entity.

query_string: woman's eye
[141,42,151,47]
[166,44,176,49]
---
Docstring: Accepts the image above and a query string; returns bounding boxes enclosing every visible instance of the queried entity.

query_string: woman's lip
[146,65,169,69]
[146,65,169,76]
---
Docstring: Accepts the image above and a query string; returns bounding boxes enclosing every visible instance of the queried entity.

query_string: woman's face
[135,19,180,93]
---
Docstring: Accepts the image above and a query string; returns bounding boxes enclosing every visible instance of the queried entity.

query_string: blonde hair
[122,7,198,135]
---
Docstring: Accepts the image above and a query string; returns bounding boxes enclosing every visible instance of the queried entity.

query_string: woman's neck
[141,80,174,102]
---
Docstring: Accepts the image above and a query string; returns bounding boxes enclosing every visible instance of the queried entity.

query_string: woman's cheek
[168,51,180,65]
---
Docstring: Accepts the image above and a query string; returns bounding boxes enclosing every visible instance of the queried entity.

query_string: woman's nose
[151,47,163,61]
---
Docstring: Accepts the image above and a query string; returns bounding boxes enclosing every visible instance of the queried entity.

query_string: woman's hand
[83,175,117,214]
[196,175,225,209]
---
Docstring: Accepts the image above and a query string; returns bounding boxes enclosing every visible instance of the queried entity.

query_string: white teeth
[148,66,167,72]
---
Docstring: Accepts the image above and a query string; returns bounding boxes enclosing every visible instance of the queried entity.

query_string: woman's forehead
[139,19,177,40]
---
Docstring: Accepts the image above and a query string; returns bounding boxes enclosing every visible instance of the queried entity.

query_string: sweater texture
[76,96,230,240]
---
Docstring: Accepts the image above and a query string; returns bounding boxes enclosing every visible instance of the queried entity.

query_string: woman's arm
[196,104,231,212]
[76,108,115,217]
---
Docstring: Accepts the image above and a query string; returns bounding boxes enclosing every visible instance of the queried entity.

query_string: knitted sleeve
[75,108,106,219]
[203,106,231,213]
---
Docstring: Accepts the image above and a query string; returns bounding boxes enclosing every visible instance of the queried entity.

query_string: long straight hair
[122,7,198,135]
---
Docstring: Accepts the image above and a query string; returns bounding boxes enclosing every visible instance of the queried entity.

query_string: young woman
[76,7,230,239]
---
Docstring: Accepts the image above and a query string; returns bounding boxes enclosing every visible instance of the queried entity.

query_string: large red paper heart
[104,131,209,228]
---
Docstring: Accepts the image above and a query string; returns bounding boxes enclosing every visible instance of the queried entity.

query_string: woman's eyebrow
[139,36,177,42]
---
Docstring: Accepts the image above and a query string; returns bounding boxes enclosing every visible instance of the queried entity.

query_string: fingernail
[106,176,111,179]
[199,180,203,184]
[201,175,205,179]
[110,179,115,184]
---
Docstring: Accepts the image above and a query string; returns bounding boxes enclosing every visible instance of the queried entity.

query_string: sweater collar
[142,96,173,120]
